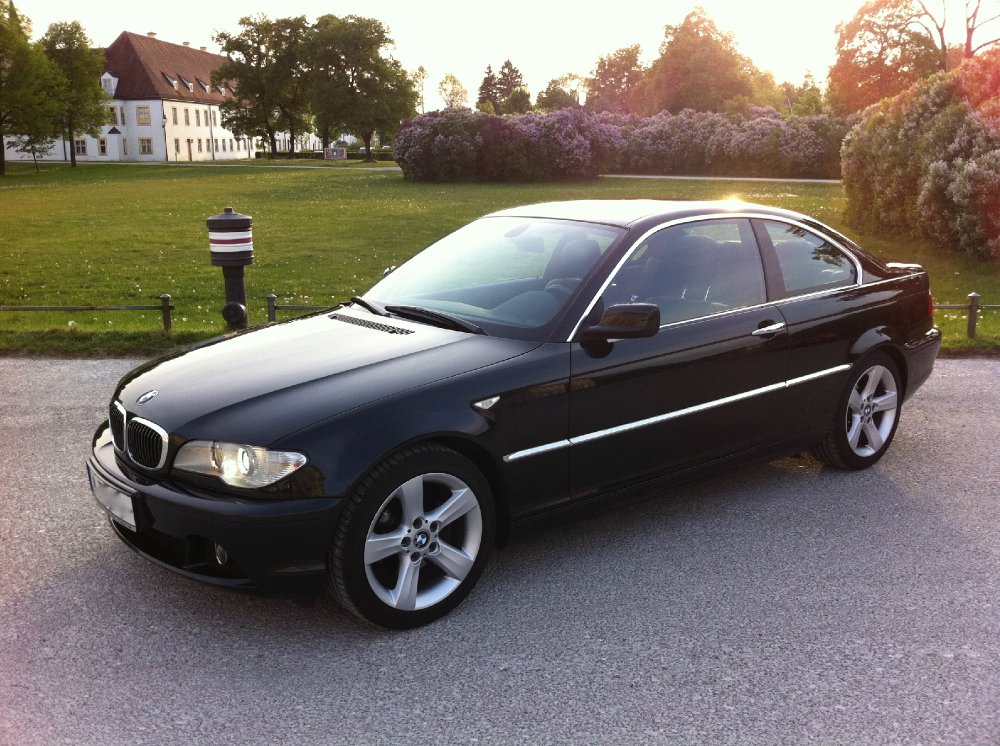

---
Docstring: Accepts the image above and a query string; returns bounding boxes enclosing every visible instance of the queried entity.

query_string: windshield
[364,216,624,340]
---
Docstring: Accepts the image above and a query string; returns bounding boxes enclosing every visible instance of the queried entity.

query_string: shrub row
[394,107,850,182]
[842,50,1000,261]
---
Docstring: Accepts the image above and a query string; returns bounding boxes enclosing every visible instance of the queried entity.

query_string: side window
[762,221,857,297]
[602,219,766,324]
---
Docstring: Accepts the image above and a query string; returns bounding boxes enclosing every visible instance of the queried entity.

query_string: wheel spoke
[873,391,897,413]
[390,556,421,611]
[364,529,407,565]
[427,487,477,528]
[396,476,425,524]
[863,421,884,451]
[848,388,863,414]
[860,367,882,398]
[429,539,475,580]
[847,414,863,449]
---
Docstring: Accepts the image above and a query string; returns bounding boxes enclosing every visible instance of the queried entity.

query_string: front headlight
[173,440,307,489]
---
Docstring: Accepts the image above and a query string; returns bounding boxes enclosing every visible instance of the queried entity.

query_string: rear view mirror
[580,303,660,341]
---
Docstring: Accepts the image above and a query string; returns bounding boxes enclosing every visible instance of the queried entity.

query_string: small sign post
[207,206,253,329]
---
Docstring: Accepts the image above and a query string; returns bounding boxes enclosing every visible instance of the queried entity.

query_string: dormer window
[162,72,178,90]
[100,72,118,96]
[196,78,211,93]
[217,84,226,95]
[178,75,194,92]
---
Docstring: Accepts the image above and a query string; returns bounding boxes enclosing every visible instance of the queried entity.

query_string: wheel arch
[418,435,511,548]
[849,329,909,398]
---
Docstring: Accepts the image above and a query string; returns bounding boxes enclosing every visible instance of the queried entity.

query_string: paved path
[0,357,996,745]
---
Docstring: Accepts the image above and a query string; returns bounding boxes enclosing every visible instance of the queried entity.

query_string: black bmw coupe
[88,200,940,627]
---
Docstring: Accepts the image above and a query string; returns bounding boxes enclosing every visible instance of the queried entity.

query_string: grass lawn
[0,161,996,355]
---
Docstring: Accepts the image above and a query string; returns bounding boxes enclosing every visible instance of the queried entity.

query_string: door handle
[751,321,786,337]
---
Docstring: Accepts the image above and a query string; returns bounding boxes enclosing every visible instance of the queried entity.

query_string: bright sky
[13,0,888,109]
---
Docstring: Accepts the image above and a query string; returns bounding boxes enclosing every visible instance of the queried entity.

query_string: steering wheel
[544,278,578,301]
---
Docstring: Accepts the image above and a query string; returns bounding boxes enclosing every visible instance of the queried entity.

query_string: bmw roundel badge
[136,390,159,406]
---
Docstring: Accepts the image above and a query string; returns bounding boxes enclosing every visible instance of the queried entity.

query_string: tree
[6,45,64,172]
[306,15,415,160]
[438,73,468,109]
[586,45,645,114]
[1,2,64,175]
[413,65,428,114]
[215,15,311,157]
[501,87,531,114]
[476,64,499,110]
[40,21,106,167]
[781,73,827,115]
[632,8,758,115]
[495,60,524,101]
[827,0,940,114]
[536,74,583,111]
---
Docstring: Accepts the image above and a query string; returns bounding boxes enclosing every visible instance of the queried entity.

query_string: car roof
[487,199,811,228]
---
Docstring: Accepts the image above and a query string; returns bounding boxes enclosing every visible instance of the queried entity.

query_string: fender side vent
[329,313,413,335]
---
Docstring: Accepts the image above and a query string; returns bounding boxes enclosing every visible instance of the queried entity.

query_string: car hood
[115,309,539,444]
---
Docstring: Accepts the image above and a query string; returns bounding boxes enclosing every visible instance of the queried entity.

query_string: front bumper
[88,424,343,597]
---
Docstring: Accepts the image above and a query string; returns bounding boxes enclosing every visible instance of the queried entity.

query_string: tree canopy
[631,8,772,115]
[585,44,644,114]
[40,21,106,167]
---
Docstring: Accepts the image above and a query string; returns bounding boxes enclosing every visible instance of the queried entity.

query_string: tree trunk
[288,124,296,158]
[68,123,77,167]
[321,126,331,150]
[266,123,278,157]
[362,131,374,162]
[0,136,6,176]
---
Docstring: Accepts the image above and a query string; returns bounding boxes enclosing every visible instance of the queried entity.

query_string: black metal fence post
[267,293,277,323]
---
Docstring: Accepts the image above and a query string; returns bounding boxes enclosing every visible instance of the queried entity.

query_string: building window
[172,107,178,125]
[98,138,108,156]
[108,106,118,126]
[139,138,153,155]
[174,138,180,153]
[221,139,227,152]
[212,110,218,126]
[197,139,203,153]
[122,138,128,156]
[213,139,218,152]
[236,140,241,151]
[230,139,234,151]
[120,106,126,125]
[74,139,87,155]
[136,106,151,126]
[195,110,200,127]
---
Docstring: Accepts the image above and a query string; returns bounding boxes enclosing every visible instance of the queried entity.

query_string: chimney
[147,31,157,37]
[199,46,207,51]
[183,41,190,47]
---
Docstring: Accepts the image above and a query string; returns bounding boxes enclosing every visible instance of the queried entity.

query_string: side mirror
[580,303,660,341]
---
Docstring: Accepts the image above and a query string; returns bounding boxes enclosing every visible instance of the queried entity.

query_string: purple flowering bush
[842,49,1000,261]
[395,107,847,182]
[394,108,623,181]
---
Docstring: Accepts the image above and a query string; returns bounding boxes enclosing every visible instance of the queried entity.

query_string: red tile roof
[103,31,233,104]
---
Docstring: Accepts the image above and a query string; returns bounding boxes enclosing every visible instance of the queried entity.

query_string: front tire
[814,352,902,470]
[329,444,495,629]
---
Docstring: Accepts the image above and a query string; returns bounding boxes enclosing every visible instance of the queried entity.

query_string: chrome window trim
[127,416,170,470]
[567,213,865,341]
[503,363,851,463]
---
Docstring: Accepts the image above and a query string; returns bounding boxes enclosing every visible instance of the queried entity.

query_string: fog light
[214,543,228,566]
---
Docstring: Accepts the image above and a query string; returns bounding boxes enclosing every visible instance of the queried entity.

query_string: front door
[568,217,790,500]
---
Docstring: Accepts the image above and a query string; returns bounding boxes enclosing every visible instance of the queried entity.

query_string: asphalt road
[0,357,997,745]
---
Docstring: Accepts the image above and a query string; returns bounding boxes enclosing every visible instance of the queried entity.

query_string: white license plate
[88,465,137,530]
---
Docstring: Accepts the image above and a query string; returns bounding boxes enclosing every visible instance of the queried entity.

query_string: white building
[4,31,321,163]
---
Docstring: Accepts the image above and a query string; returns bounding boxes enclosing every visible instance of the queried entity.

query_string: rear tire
[328,444,495,629]
[814,352,902,470]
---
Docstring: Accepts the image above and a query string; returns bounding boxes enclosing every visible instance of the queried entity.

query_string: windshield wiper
[385,305,489,336]
[349,296,389,317]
